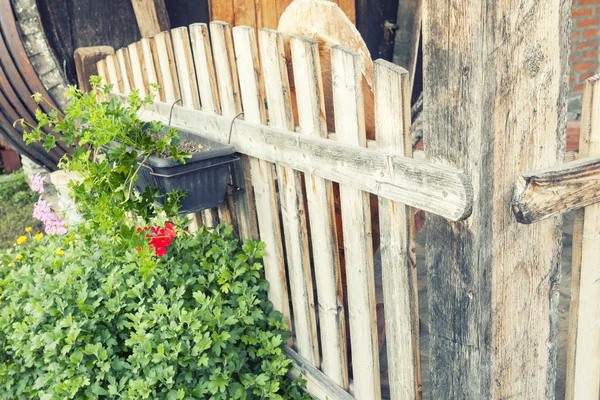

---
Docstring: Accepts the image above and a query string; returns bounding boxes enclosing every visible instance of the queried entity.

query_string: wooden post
[74,46,115,92]
[423,1,570,398]
[130,0,170,37]
[565,75,600,400]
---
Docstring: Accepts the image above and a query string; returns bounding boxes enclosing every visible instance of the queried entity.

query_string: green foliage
[16,77,190,229]
[0,170,43,249]
[0,224,308,399]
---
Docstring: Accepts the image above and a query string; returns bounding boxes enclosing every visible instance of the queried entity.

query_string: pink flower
[30,173,45,193]
[32,198,67,235]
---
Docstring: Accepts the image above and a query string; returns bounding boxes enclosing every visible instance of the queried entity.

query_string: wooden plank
[171,27,201,110]
[331,44,381,400]
[189,23,223,228]
[423,0,568,398]
[127,42,148,97]
[290,34,349,389]
[139,100,472,220]
[189,23,221,114]
[565,74,600,400]
[233,0,257,27]
[259,28,320,367]
[513,155,600,223]
[116,48,134,94]
[209,0,234,24]
[255,0,278,29]
[74,46,115,92]
[374,59,421,399]
[284,346,355,400]
[152,31,181,103]
[96,59,110,86]
[210,21,259,240]
[130,0,170,38]
[232,25,291,331]
[338,0,356,23]
[140,38,162,100]
[105,54,123,94]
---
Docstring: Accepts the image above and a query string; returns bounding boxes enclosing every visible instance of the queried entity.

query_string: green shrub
[0,223,308,399]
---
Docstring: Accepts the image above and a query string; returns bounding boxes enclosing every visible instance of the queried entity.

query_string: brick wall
[569,0,600,118]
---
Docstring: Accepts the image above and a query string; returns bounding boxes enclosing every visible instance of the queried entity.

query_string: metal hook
[168,99,183,126]
[227,112,244,145]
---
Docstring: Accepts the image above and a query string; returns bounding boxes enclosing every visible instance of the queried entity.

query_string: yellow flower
[16,236,27,245]
[15,255,23,261]
[65,223,69,228]
[35,233,43,241]
[25,227,32,233]
[8,263,14,268]
[56,248,64,256]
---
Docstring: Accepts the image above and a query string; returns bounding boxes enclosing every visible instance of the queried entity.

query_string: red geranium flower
[137,223,177,256]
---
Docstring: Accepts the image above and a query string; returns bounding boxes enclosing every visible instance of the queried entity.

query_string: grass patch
[0,170,43,249]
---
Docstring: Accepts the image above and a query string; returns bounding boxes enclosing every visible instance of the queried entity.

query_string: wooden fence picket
[209,21,259,241]
[373,59,421,399]
[231,25,292,333]
[105,54,123,94]
[116,48,133,95]
[152,31,180,103]
[290,34,348,389]
[189,23,221,114]
[566,75,600,400]
[127,42,149,97]
[140,38,162,100]
[96,59,109,86]
[258,28,320,368]
[171,27,201,110]
[331,44,381,399]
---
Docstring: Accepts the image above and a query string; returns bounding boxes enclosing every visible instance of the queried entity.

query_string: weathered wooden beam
[74,46,115,92]
[136,99,473,221]
[423,1,569,399]
[513,154,600,224]
[565,74,600,400]
[130,0,170,38]
[284,346,354,400]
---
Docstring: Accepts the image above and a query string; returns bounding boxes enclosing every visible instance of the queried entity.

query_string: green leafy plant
[0,223,308,399]
[15,77,189,228]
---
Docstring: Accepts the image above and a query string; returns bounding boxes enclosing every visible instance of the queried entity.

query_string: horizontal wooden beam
[138,101,473,221]
[284,346,354,400]
[513,155,600,224]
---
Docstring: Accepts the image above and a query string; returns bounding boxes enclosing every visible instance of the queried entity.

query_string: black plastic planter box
[134,130,237,214]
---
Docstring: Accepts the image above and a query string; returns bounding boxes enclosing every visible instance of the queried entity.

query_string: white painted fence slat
[116,48,133,95]
[105,54,122,94]
[259,28,320,367]
[127,42,148,97]
[153,31,180,103]
[331,44,381,400]
[140,38,162,100]
[374,59,421,399]
[566,75,600,400]
[290,34,348,389]
[171,27,201,110]
[189,23,221,115]
[232,25,292,331]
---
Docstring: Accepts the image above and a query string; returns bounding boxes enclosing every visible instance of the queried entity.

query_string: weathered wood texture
[290,34,349,389]
[130,0,170,37]
[259,28,320,367]
[36,0,140,83]
[331,45,381,400]
[209,21,259,240]
[74,46,115,92]
[423,1,569,399]
[231,25,291,332]
[374,59,421,399]
[565,75,600,400]
[209,0,356,28]
[513,155,600,224]
[139,100,472,220]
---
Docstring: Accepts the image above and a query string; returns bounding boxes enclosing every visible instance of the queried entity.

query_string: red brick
[577,17,599,27]
[577,41,597,49]
[582,49,598,58]
[574,84,585,92]
[583,28,598,38]
[580,0,600,5]
[573,62,597,71]
[573,8,593,17]
[580,71,596,81]
[572,31,581,40]
[570,76,575,83]
[570,54,580,62]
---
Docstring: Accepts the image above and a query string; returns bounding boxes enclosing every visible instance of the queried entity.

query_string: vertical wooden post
[423,1,570,398]
[130,0,170,37]
[565,75,600,400]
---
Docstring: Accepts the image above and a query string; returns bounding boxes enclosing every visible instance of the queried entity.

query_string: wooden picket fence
[93,18,600,400]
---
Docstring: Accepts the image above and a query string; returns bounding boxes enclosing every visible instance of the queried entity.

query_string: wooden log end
[512,175,536,224]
